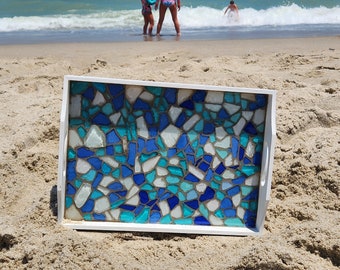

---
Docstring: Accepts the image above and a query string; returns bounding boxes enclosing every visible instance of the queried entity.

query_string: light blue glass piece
[210,134,216,143]
[241,186,253,196]
[89,106,100,116]
[112,168,120,178]
[240,133,249,147]
[90,190,103,199]
[69,119,83,126]
[140,152,157,163]
[78,126,86,138]
[84,214,92,221]
[224,93,234,103]
[93,82,106,93]
[115,155,126,163]
[82,170,96,182]
[215,210,224,218]
[102,163,111,175]
[178,192,186,201]
[187,190,198,200]
[191,139,198,149]
[160,214,172,224]
[202,111,210,120]
[187,130,198,142]
[195,103,203,113]
[111,199,124,209]
[222,182,232,190]
[141,184,153,191]
[157,137,166,150]
[95,148,105,157]
[230,112,241,123]
[250,201,258,211]
[257,123,265,133]
[102,103,113,115]
[166,176,180,184]
[146,86,161,96]
[115,145,123,153]
[68,149,76,159]
[158,158,167,167]
[71,81,89,94]
[253,136,263,143]
[241,166,259,176]
[256,144,263,152]
[210,112,217,119]
[149,191,157,200]
[121,108,128,118]
[183,204,194,217]
[168,166,184,177]
[180,182,193,192]
[116,127,127,138]
[214,175,223,181]
[224,121,234,128]
[136,208,150,223]
[174,219,192,225]
[65,196,73,208]
[146,170,156,183]
[199,204,209,218]
[216,191,224,200]
[168,185,179,194]
[196,147,204,158]
[211,181,220,190]
[241,202,249,209]
[74,179,82,188]
[225,218,245,227]
[234,93,241,104]
[179,160,187,171]
[241,100,248,110]
[216,149,228,159]
[194,119,204,132]
[120,211,135,222]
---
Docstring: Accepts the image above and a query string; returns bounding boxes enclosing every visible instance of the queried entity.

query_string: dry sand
[0,37,339,269]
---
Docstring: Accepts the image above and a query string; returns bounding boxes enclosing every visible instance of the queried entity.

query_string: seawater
[0,0,339,44]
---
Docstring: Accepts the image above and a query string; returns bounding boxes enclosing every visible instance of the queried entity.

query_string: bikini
[162,0,176,7]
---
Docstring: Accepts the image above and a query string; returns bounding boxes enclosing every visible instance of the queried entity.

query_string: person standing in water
[141,0,159,35]
[224,0,239,19]
[156,0,181,36]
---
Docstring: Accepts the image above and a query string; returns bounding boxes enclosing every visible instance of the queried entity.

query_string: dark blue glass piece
[199,135,209,145]
[146,139,159,152]
[168,148,177,158]
[215,163,226,175]
[244,122,257,135]
[175,112,186,127]
[87,157,102,170]
[231,137,238,158]
[106,145,114,155]
[180,100,194,110]
[139,191,149,204]
[137,138,145,153]
[164,88,177,104]
[122,165,133,178]
[149,126,158,138]
[199,161,209,172]
[254,152,262,166]
[186,154,195,164]
[203,154,213,163]
[184,144,194,154]
[159,113,169,132]
[108,182,123,191]
[244,210,256,227]
[120,204,136,211]
[227,186,241,197]
[144,111,154,125]
[152,204,160,211]
[185,200,199,210]
[133,173,145,186]
[108,84,124,97]
[150,211,161,223]
[205,169,213,181]
[134,205,144,215]
[106,130,121,144]
[133,98,151,110]
[82,86,95,100]
[185,173,200,182]
[160,192,171,201]
[128,142,136,166]
[256,94,267,108]
[194,216,210,225]
[116,190,127,197]
[243,188,259,201]
[167,196,179,210]
[232,176,246,185]
[239,147,245,160]
[77,147,94,158]
[177,134,188,149]
[109,193,119,203]
[199,186,215,202]
[244,157,251,164]
[147,199,157,207]
[221,198,233,208]
[66,160,76,181]
[224,209,236,217]
[93,113,111,125]
[203,122,215,134]
[93,213,106,221]
[192,90,207,102]
[249,102,258,110]
[112,93,124,111]
[92,172,103,188]
[81,199,94,212]
[66,183,76,195]
[218,108,230,119]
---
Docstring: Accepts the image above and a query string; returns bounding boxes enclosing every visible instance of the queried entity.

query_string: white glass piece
[245,174,259,186]
[237,207,245,219]
[70,95,81,117]
[142,156,161,172]
[222,181,232,190]
[139,91,154,101]
[241,93,256,101]
[100,176,115,187]
[109,112,121,125]
[206,199,220,211]
[188,164,204,180]
[196,183,207,193]
[205,92,224,104]
[92,91,106,106]
[126,194,139,206]
[212,157,220,169]
[76,159,91,174]
[160,124,181,148]
[94,197,110,213]
[169,157,179,165]
[105,212,113,221]
[100,156,119,168]
[97,186,110,195]
[136,116,149,139]
[74,183,92,208]
[110,209,120,220]
[183,114,200,131]
[209,214,224,226]
[215,127,227,140]
[233,118,246,136]
[253,108,265,125]
[224,153,233,167]
[126,185,139,199]
[222,169,235,179]
[159,201,170,216]
[245,141,256,158]
[126,85,143,103]
[232,193,241,207]
[223,103,240,115]
[171,205,182,218]
[156,167,168,176]
[121,177,133,190]
[177,89,193,104]
[153,177,167,187]
[69,129,83,148]
[204,142,215,155]
[242,111,253,121]
[205,103,221,112]
[84,125,106,148]
[65,204,83,220]
[135,157,141,173]
[214,136,231,149]
[169,106,182,123]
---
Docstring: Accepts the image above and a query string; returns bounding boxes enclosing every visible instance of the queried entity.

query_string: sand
[0,37,339,269]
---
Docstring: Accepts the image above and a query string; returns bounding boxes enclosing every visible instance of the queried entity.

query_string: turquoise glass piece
[146,170,156,183]
[65,196,73,208]
[120,211,135,222]
[174,218,192,225]
[81,170,96,181]
[225,218,244,227]
[78,126,86,138]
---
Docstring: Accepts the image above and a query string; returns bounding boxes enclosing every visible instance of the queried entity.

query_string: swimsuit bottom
[162,0,175,7]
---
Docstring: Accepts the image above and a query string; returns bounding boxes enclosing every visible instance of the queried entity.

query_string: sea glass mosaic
[58,76,276,235]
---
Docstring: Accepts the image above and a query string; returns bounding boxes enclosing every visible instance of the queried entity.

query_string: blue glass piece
[120,204,136,211]
[192,90,206,102]
[203,154,213,163]
[66,160,76,181]
[159,113,169,132]
[107,182,123,191]
[221,198,233,208]
[116,190,127,197]
[185,144,194,154]
[185,200,199,210]
[194,216,210,226]
[186,154,195,164]
[127,142,136,166]
[164,88,177,104]
[71,81,88,94]
[232,176,246,185]
[167,148,177,158]
[146,139,159,152]
[239,147,245,160]
[198,161,209,172]
[144,111,154,125]
[112,93,124,111]
[133,173,145,186]
[93,213,106,221]
[256,94,267,108]
[106,145,114,155]
[81,199,94,212]
[139,191,149,204]
[244,210,256,227]
[108,84,124,96]
[215,163,226,175]
[175,112,186,127]
[133,98,151,110]
[203,122,215,134]
[92,112,111,125]
[167,196,179,210]
[66,183,76,195]
[199,135,209,145]
[231,137,238,158]
[137,138,145,153]
[199,186,215,202]
[77,147,94,158]
[122,165,133,178]
[149,126,158,137]
[185,173,200,182]
[249,102,258,110]
[227,186,241,197]
[244,122,258,135]
[224,209,236,217]
[106,130,120,144]
[180,100,194,110]
[152,204,160,211]
[92,172,103,188]
[177,134,188,149]
[109,193,120,203]
[254,152,262,166]
[222,181,232,190]
[87,157,102,170]
[150,211,161,223]
[82,86,95,100]
[147,199,157,207]
[205,169,213,181]
[243,188,259,200]
[244,157,251,164]
[218,108,230,119]
[159,191,171,201]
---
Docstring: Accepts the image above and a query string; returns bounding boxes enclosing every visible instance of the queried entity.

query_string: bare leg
[169,5,180,35]
[147,13,155,35]
[143,15,148,35]
[156,4,167,35]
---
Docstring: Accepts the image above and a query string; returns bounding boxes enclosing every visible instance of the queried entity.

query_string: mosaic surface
[64,81,268,228]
